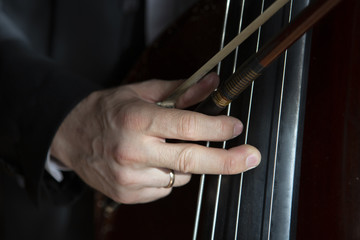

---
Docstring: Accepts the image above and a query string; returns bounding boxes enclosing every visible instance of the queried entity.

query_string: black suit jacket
[0,0,144,205]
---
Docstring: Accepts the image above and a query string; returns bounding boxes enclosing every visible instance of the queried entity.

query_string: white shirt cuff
[45,151,71,182]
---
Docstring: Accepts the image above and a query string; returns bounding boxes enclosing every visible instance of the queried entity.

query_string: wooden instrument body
[96,0,360,239]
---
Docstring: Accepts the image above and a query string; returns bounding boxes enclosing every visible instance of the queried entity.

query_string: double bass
[95,0,360,239]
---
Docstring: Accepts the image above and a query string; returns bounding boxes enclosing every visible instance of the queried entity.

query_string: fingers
[176,72,219,109]
[108,168,191,204]
[117,100,243,142]
[160,170,191,188]
[126,73,240,143]
[147,107,243,142]
[113,187,173,204]
[128,79,184,103]
[128,72,219,106]
[90,76,262,205]
[149,142,261,175]
[113,167,191,189]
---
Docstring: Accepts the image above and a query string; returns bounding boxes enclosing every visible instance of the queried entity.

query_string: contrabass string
[209,0,235,237]
[232,0,247,237]
[267,0,294,239]
[192,0,232,239]
[192,0,338,238]
[193,0,266,238]
[233,0,267,238]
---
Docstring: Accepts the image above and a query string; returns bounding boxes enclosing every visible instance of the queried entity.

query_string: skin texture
[50,73,261,204]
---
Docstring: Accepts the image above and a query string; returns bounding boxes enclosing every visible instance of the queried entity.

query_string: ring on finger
[164,169,175,188]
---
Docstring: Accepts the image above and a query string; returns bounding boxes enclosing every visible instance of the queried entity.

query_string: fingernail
[233,122,243,138]
[246,154,260,170]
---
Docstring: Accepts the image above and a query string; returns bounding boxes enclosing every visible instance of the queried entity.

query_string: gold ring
[165,170,175,188]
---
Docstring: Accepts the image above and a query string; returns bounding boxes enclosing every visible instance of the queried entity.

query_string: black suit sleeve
[0,13,101,205]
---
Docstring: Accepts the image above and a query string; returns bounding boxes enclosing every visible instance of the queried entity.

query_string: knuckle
[106,188,125,203]
[112,144,143,166]
[177,146,196,173]
[178,114,198,139]
[180,174,192,185]
[222,156,238,175]
[116,103,147,131]
[113,170,136,187]
[155,188,172,202]
[214,117,233,139]
[119,195,137,204]
[112,192,135,204]
[113,145,131,164]
[218,119,232,137]
[109,191,124,204]
[215,118,226,131]
[162,188,173,198]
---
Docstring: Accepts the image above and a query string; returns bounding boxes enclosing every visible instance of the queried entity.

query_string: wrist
[49,90,104,171]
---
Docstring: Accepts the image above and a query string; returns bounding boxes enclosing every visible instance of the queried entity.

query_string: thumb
[130,79,185,103]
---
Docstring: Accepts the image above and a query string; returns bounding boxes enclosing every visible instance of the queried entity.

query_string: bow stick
[195,0,342,115]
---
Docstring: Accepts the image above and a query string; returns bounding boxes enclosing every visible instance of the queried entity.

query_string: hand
[50,73,261,204]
